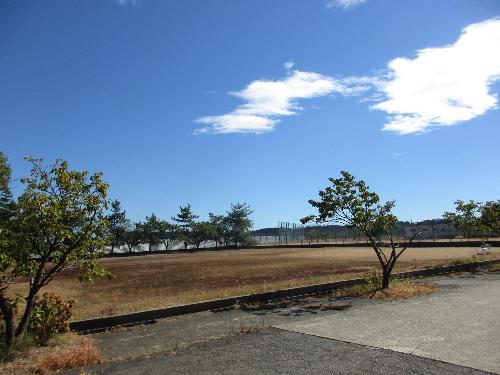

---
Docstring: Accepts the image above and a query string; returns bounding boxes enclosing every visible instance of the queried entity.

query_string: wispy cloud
[115,0,138,6]
[326,0,367,10]
[196,70,358,134]
[373,18,500,134]
[196,18,500,136]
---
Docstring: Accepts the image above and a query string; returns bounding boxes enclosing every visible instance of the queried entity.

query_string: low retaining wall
[70,258,500,333]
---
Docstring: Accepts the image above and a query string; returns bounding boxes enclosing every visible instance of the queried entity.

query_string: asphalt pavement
[68,271,499,374]
[75,329,489,375]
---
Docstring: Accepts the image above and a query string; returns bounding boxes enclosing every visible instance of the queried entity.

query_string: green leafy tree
[0,152,15,251]
[106,199,129,253]
[0,152,14,215]
[140,213,164,251]
[479,200,500,238]
[158,220,177,251]
[301,171,420,289]
[225,202,254,247]
[220,216,233,247]
[124,223,143,252]
[443,200,481,239]
[189,221,216,249]
[171,205,199,250]
[0,157,111,351]
[208,213,225,248]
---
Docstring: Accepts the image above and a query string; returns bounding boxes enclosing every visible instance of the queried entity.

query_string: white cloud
[195,115,277,135]
[284,61,295,73]
[196,18,500,136]
[372,18,500,134]
[326,0,367,10]
[115,0,138,6]
[195,70,354,134]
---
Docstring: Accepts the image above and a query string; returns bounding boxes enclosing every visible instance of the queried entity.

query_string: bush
[363,268,382,290]
[28,293,75,346]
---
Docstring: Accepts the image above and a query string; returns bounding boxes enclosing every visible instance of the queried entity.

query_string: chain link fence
[249,221,499,246]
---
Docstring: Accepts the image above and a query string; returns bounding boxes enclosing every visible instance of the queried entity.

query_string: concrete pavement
[275,272,500,374]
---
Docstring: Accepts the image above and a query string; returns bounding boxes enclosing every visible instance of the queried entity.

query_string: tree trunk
[14,291,37,343]
[381,267,390,289]
[0,294,15,350]
[110,244,115,254]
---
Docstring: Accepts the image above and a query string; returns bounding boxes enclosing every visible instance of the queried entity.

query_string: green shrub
[28,293,75,346]
[363,268,382,290]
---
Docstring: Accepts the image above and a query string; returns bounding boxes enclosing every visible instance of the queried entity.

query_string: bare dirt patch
[9,246,500,320]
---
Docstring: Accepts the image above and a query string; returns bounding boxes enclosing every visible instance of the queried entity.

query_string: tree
[189,221,215,249]
[443,200,481,240]
[106,199,129,253]
[0,157,111,351]
[158,220,177,251]
[225,202,254,247]
[0,152,13,214]
[140,213,164,251]
[479,200,500,238]
[301,171,420,289]
[171,205,198,250]
[123,223,143,252]
[0,152,15,249]
[208,213,225,248]
[0,152,18,350]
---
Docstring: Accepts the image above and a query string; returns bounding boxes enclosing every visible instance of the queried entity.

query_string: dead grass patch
[335,267,439,300]
[0,333,101,374]
[336,279,438,300]
[370,283,438,300]
[8,246,498,320]
[486,262,500,272]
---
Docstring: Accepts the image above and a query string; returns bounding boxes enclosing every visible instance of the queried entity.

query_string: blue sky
[1,0,499,228]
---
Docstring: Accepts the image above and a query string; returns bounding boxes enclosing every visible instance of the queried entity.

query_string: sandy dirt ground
[11,246,499,319]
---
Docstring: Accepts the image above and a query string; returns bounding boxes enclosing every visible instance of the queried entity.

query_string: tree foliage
[123,223,143,252]
[0,153,15,251]
[208,213,226,248]
[443,200,481,239]
[480,200,500,237]
[189,221,215,249]
[139,213,164,251]
[106,199,129,253]
[301,171,419,289]
[225,203,254,247]
[0,157,111,350]
[171,205,199,249]
[443,199,500,239]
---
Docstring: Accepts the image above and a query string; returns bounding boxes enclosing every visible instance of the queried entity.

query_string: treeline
[443,200,500,239]
[106,201,255,253]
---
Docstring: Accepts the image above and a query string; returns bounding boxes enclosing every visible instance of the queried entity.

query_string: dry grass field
[11,246,500,320]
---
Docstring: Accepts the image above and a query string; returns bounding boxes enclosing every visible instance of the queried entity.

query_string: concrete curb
[70,258,500,333]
